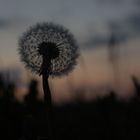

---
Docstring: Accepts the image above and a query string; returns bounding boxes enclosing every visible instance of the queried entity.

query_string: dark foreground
[1,76,140,140]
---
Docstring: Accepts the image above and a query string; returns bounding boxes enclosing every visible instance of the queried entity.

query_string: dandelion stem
[42,74,53,140]
[42,59,53,140]
[43,74,52,107]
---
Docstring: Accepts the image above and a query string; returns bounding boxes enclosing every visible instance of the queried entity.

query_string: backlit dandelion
[18,22,79,140]
[18,22,79,77]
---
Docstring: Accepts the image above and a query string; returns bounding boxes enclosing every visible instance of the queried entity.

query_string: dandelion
[18,22,79,140]
[18,22,79,77]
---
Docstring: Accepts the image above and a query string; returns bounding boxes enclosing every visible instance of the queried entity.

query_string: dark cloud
[0,18,11,29]
[133,0,140,6]
[0,16,31,29]
[84,33,127,48]
[108,12,140,40]
[126,13,140,35]
[84,10,140,48]
[83,35,108,47]
[83,21,128,48]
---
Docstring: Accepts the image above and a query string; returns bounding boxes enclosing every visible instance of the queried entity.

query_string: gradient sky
[0,0,140,102]
[0,0,139,64]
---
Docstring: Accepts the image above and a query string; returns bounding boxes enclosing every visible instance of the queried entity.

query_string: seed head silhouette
[18,22,79,140]
[18,22,79,77]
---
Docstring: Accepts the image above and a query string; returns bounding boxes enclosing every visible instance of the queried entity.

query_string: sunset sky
[0,0,140,102]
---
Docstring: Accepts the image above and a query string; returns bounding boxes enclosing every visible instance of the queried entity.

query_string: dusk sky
[0,0,139,63]
[0,0,140,102]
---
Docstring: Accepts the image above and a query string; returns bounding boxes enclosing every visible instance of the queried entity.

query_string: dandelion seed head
[18,22,79,77]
